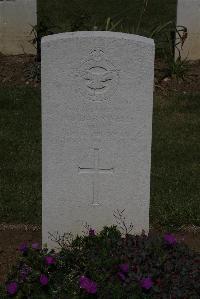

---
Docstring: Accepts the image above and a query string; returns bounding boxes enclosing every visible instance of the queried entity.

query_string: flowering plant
[0,226,199,298]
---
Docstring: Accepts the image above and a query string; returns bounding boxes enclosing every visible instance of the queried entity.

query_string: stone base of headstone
[0,0,37,55]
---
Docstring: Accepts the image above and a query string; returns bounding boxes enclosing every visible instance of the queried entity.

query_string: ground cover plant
[0,223,199,298]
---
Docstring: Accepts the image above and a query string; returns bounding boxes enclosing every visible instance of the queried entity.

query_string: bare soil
[1,53,200,93]
[0,53,39,88]
[155,58,200,94]
[0,224,41,283]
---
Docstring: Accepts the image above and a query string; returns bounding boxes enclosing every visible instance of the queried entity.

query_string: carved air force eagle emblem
[77,49,119,101]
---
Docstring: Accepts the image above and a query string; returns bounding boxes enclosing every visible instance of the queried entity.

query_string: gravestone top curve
[42,30,154,45]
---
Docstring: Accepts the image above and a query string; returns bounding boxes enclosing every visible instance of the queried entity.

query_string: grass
[150,92,200,230]
[0,86,199,229]
[0,87,41,224]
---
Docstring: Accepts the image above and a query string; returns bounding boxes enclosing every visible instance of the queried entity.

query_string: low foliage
[160,25,192,81]
[24,62,41,82]
[1,226,199,298]
[166,56,192,81]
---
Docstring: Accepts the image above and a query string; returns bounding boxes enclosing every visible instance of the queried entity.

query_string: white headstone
[0,0,37,55]
[176,0,200,60]
[42,31,154,248]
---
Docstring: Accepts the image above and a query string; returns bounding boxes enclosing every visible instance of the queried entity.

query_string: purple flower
[140,277,153,290]
[119,263,129,273]
[79,276,97,294]
[19,264,32,281]
[39,274,49,286]
[164,233,177,245]
[6,281,18,295]
[44,256,56,265]
[32,243,40,250]
[117,272,126,281]
[89,228,96,236]
[19,243,28,254]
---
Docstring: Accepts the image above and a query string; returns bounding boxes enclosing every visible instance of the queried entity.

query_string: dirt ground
[0,53,200,284]
[0,224,41,283]
[0,53,39,88]
[1,53,200,93]
[155,58,200,94]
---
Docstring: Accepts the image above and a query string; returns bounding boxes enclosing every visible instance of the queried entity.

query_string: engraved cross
[78,148,114,206]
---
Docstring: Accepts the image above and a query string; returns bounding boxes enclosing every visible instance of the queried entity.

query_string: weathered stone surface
[176,0,200,60]
[0,0,37,55]
[42,31,154,248]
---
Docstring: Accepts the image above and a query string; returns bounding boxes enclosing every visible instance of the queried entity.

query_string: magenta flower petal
[19,243,28,253]
[79,276,97,294]
[89,228,96,236]
[6,281,18,295]
[19,264,32,281]
[119,263,129,273]
[44,256,56,265]
[32,243,40,250]
[39,274,49,286]
[140,277,153,290]
[117,271,126,281]
[164,233,177,245]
